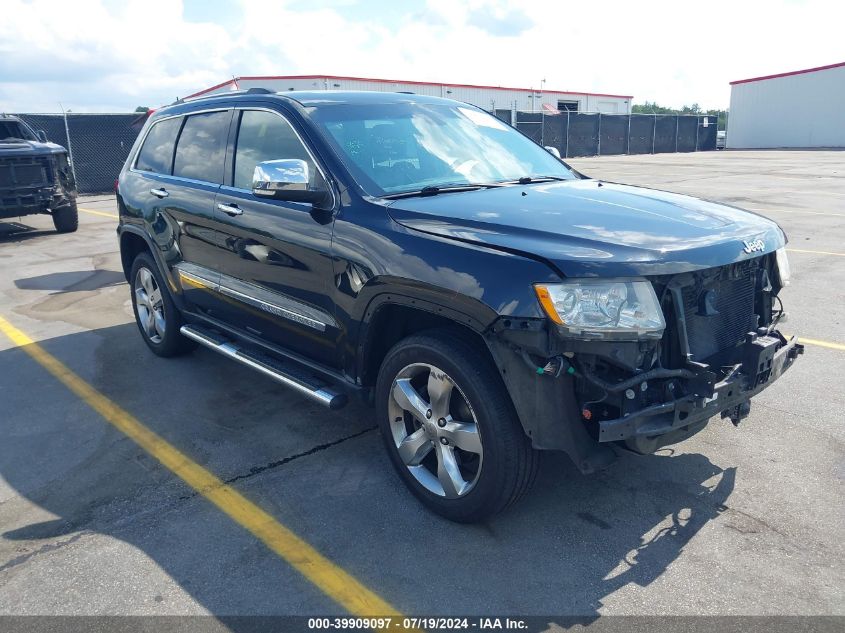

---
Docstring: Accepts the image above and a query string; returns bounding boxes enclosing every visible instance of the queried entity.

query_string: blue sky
[0,0,841,112]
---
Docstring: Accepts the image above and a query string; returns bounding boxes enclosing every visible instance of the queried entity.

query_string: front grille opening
[681,260,760,362]
[0,156,51,189]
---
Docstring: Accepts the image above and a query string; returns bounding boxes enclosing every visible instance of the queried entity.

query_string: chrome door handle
[217,203,243,217]
[150,188,169,198]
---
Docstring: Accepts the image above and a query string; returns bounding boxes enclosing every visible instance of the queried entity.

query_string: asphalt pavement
[0,151,842,621]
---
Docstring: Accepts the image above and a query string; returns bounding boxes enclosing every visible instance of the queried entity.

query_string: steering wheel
[450,158,482,180]
[389,160,419,185]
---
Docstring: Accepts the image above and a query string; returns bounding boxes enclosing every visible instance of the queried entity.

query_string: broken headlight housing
[534,279,665,340]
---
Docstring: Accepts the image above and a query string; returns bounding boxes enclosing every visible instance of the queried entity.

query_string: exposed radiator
[681,260,759,362]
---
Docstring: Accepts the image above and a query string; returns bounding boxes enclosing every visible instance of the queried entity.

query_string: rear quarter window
[173,111,230,184]
[135,117,182,174]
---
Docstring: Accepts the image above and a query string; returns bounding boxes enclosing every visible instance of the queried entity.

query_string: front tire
[375,330,539,522]
[51,201,78,233]
[129,252,196,357]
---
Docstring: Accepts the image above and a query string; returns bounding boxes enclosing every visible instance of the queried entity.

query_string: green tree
[134,106,150,113]
[631,101,676,115]
[632,101,726,130]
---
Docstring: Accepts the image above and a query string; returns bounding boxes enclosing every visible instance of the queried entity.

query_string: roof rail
[173,87,275,105]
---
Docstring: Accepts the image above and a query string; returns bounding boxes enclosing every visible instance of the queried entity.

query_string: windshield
[308,102,576,196]
[0,119,37,142]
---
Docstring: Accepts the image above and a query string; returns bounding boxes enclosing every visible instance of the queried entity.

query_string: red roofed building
[186,74,633,117]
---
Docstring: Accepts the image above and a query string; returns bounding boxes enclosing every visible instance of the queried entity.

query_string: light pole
[540,78,547,145]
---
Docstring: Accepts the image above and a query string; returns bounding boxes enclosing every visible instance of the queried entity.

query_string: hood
[0,139,67,157]
[386,180,785,277]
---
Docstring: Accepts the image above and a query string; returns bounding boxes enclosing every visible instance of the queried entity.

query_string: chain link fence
[14,110,717,193]
[497,110,718,158]
[16,113,143,194]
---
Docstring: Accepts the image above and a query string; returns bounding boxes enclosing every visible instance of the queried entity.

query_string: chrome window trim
[163,174,223,188]
[129,105,337,209]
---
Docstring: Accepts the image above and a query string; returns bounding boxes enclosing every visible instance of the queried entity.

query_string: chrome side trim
[174,262,218,291]
[217,272,336,332]
[217,283,327,332]
[174,263,334,332]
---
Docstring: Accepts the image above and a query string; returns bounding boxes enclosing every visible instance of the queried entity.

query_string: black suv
[1,115,78,232]
[117,90,801,522]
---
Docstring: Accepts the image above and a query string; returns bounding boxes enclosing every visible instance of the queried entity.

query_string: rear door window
[173,111,231,184]
[135,117,182,174]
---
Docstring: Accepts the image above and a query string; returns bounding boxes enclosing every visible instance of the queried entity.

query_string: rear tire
[51,201,78,233]
[375,329,539,522]
[129,252,196,357]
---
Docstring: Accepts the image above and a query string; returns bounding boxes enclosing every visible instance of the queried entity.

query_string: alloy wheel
[134,267,166,344]
[387,363,483,498]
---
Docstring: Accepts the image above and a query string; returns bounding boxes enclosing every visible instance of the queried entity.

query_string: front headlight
[775,247,790,286]
[534,279,665,339]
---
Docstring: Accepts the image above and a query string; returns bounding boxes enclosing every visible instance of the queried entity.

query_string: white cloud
[0,0,842,112]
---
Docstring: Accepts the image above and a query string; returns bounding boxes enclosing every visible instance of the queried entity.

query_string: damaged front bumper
[486,321,804,472]
[0,152,76,219]
[597,331,804,449]
[0,184,76,219]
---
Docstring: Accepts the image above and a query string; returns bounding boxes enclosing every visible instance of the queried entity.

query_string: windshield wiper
[1,137,27,142]
[505,176,570,185]
[381,183,503,200]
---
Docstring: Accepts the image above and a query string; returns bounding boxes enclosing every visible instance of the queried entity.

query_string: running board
[180,325,348,410]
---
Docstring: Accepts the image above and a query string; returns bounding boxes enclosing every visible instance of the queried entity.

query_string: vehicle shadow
[0,221,48,242]
[530,450,734,612]
[0,322,736,620]
[14,270,126,293]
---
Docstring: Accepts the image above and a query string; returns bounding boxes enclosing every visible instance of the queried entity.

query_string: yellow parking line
[795,336,845,352]
[79,207,118,219]
[0,314,401,618]
[786,248,845,257]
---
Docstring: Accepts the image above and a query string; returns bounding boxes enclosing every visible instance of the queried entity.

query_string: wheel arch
[358,289,618,474]
[357,292,496,389]
[118,226,187,308]
[119,228,151,281]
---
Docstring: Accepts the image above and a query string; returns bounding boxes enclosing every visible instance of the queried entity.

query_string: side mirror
[545,146,561,159]
[252,159,329,205]
[36,130,47,143]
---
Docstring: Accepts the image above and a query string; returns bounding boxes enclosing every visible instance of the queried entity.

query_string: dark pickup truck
[1,114,78,233]
[116,90,802,522]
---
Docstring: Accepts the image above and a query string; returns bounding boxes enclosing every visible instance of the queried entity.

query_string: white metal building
[185,75,633,115]
[727,62,845,148]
